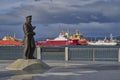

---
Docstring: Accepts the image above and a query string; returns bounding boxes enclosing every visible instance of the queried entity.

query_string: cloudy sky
[0,0,120,40]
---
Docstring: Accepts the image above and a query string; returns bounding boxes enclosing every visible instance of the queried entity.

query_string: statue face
[26,17,32,23]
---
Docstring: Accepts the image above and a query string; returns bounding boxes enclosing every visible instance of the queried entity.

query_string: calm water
[0,45,120,60]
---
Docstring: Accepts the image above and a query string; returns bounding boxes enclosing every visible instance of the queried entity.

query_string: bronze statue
[23,15,36,59]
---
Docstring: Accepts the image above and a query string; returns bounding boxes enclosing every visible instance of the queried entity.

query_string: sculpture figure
[23,15,36,59]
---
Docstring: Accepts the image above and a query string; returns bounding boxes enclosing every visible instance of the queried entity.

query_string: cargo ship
[36,32,79,46]
[65,30,88,45]
[0,33,23,46]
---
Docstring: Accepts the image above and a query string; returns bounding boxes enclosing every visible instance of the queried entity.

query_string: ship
[0,33,23,46]
[87,34,117,46]
[65,29,88,45]
[36,32,79,46]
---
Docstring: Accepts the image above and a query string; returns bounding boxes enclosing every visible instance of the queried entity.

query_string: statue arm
[23,24,36,36]
[32,26,36,30]
[31,25,36,35]
[23,24,31,36]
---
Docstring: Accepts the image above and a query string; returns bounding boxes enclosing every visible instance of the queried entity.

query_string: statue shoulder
[23,23,28,27]
[24,23,28,25]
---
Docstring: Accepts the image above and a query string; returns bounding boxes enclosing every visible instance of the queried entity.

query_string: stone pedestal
[6,59,50,70]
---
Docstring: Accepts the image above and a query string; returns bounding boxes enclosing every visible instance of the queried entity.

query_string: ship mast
[75,29,79,35]
[13,32,16,38]
[65,27,70,39]
[110,33,113,41]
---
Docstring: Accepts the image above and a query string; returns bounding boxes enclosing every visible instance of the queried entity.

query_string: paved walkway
[0,60,120,80]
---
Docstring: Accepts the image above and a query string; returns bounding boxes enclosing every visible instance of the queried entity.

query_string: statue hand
[32,26,36,29]
[33,32,36,35]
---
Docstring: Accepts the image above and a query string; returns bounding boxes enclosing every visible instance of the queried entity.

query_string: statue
[23,15,36,59]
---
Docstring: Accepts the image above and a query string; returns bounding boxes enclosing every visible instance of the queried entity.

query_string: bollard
[65,47,69,61]
[118,48,120,62]
[36,47,42,60]
[93,48,95,61]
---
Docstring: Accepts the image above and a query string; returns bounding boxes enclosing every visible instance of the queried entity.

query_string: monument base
[6,59,50,70]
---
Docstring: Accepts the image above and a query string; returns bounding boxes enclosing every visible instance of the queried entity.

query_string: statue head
[26,15,32,23]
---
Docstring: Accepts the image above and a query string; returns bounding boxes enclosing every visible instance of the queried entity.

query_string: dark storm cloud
[32,0,120,23]
[0,14,24,25]
[0,0,120,25]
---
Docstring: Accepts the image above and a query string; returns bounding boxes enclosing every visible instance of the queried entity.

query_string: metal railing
[69,48,118,61]
[0,46,23,60]
[0,46,36,60]
[37,47,65,60]
[37,47,119,62]
[0,46,119,62]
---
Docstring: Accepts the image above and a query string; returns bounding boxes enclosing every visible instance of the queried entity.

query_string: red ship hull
[36,40,78,46]
[78,40,89,45]
[0,40,23,46]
